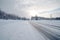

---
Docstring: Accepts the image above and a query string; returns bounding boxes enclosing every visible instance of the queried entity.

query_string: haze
[0,0,60,18]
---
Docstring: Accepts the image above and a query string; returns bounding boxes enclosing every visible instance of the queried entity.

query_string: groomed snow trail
[29,20,60,40]
[0,20,45,40]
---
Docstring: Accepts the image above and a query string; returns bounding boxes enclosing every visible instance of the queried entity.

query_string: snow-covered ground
[30,20,60,40]
[0,20,45,40]
[0,20,60,40]
[32,20,60,26]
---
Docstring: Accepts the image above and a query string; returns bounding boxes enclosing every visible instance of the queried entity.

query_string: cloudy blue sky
[0,0,60,18]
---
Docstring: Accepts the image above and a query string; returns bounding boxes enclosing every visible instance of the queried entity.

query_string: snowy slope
[0,20,45,40]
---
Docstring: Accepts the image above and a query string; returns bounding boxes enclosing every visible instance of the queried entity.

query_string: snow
[0,20,60,40]
[0,20,45,40]
[30,20,60,40]
[32,20,60,26]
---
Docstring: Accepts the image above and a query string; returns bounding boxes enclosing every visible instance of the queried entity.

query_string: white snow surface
[0,20,45,40]
[0,20,60,40]
[33,20,60,26]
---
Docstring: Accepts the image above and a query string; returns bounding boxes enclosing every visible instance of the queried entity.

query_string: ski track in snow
[0,20,60,40]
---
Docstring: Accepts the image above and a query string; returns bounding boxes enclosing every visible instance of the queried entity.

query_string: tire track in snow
[29,21,60,40]
[36,22,60,30]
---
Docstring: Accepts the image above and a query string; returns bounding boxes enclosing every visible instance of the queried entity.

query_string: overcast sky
[0,0,60,18]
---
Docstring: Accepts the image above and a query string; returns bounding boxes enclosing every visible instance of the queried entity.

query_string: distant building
[31,15,58,20]
[31,15,38,20]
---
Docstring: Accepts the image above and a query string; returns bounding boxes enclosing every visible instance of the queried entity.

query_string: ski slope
[0,20,60,40]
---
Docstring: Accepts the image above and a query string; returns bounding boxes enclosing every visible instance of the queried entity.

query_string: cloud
[0,0,60,18]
